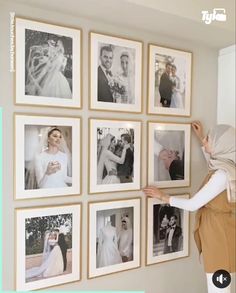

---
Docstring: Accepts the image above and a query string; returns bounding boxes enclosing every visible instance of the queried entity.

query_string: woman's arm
[106,147,127,164]
[170,170,227,211]
[143,170,227,212]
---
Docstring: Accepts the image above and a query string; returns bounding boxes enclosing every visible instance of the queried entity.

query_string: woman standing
[143,121,235,293]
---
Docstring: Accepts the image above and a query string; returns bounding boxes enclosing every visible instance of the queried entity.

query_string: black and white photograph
[148,122,190,188]
[89,119,141,194]
[96,207,134,268]
[15,18,81,108]
[148,44,192,116]
[96,127,134,185]
[89,198,140,278]
[153,204,183,256]
[90,32,142,112]
[15,114,81,199]
[146,196,189,265]
[25,29,73,99]
[16,204,81,291]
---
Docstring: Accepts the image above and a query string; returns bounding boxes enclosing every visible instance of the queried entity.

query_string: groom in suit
[97,45,114,103]
[117,134,134,183]
[159,62,173,107]
[164,215,182,253]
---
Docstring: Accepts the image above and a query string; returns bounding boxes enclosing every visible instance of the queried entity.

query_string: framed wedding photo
[15,17,81,108]
[148,122,191,188]
[89,32,143,113]
[16,203,81,291]
[88,198,141,278]
[14,114,81,200]
[147,44,192,116]
[146,195,189,265]
[89,118,141,194]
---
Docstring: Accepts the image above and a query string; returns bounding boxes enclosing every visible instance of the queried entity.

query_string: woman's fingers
[143,186,161,198]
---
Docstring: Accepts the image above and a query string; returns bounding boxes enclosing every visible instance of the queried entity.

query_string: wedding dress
[34,151,72,188]
[97,134,127,184]
[25,41,72,99]
[26,235,64,281]
[115,74,135,104]
[40,54,72,99]
[97,223,122,268]
[170,76,184,108]
[102,158,120,184]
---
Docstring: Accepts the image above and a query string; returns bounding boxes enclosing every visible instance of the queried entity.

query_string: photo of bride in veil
[96,127,134,185]
[25,30,72,99]
[16,204,81,291]
[15,114,81,199]
[24,125,72,190]
[148,44,192,116]
[25,213,72,283]
[89,119,141,194]
[15,18,81,108]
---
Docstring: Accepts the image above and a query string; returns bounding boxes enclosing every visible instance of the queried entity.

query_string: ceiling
[9,0,236,48]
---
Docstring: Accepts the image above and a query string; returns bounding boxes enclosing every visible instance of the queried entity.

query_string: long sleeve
[201,146,210,163]
[106,148,127,164]
[170,169,227,212]
[34,154,48,188]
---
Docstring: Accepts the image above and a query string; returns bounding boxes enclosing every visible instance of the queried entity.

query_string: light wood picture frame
[147,44,192,116]
[148,121,191,188]
[89,118,141,194]
[14,113,81,200]
[88,197,141,278]
[90,31,143,113]
[146,194,189,265]
[15,17,82,108]
[15,203,82,291]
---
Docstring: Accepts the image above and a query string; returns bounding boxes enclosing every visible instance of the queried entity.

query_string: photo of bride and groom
[96,207,133,269]
[97,127,134,185]
[25,29,73,99]
[154,130,185,182]
[155,53,186,109]
[25,214,72,283]
[97,43,135,105]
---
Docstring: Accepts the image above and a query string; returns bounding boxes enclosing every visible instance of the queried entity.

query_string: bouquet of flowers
[108,75,126,96]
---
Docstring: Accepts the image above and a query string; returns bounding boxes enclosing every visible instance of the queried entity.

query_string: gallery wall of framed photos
[0,1,219,292]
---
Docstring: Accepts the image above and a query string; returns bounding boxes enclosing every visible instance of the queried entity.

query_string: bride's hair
[47,127,62,138]
[108,136,116,153]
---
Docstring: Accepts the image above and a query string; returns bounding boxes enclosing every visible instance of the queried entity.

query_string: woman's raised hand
[46,161,61,175]
[191,121,205,142]
[143,186,170,204]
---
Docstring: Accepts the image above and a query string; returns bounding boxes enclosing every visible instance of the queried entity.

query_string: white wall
[0,0,220,292]
[217,45,236,127]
